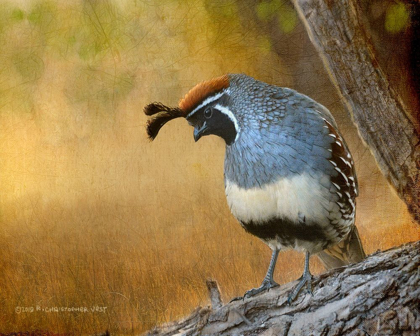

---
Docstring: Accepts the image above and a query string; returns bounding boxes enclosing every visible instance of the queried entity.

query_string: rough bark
[292,0,420,222]
[146,241,420,336]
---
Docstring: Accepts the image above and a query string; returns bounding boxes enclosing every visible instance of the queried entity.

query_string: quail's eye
[204,107,213,119]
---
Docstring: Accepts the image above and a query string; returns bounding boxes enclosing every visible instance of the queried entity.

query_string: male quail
[144,74,365,302]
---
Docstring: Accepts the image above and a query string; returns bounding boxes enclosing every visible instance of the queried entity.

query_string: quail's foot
[229,279,279,303]
[287,272,313,304]
[245,279,279,298]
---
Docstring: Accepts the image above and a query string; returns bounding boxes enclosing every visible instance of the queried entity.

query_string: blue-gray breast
[144,73,365,303]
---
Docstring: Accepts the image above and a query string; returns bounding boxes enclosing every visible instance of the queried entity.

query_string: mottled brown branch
[292,0,420,223]
[146,241,420,335]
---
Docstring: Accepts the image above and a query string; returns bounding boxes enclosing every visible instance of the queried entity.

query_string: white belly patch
[225,173,332,225]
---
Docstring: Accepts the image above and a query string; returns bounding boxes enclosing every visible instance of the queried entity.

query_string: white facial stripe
[186,89,230,119]
[213,104,240,141]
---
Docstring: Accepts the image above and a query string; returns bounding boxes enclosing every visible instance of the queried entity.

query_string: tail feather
[317,225,365,270]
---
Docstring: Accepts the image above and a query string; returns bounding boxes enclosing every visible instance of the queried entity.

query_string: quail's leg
[244,248,280,298]
[287,251,312,304]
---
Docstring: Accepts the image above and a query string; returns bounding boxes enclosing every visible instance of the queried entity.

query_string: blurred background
[0,0,418,334]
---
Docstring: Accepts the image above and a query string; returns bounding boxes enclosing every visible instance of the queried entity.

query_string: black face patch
[187,98,237,145]
[208,108,237,145]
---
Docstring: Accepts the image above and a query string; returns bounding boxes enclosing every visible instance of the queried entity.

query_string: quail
[144,74,366,303]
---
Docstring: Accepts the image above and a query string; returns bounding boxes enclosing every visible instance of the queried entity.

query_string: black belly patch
[240,217,330,245]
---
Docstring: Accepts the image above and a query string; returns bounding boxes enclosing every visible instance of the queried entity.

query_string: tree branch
[146,241,420,335]
[292,0,420,222]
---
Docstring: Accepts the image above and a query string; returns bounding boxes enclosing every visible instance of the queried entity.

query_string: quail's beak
[193,121,208,142]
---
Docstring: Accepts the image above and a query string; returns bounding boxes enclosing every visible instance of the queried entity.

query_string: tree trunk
[292,0,420,223]
[146,241,420,336]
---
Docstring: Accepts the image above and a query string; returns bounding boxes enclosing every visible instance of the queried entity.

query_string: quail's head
[144,75,240,145]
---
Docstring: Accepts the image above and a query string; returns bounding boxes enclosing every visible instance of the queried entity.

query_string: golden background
[0,0,418,334]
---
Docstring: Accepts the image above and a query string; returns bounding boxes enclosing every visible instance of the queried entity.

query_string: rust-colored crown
[144,75,230,140]
[179,75,230,113]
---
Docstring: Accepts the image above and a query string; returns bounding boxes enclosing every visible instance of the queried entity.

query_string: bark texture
[146,241,420,336]
[292,0,420,222]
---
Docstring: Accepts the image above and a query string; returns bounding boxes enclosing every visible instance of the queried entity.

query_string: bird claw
[287,273,313,305]
[243,279,279,299]
[306,279,313,295]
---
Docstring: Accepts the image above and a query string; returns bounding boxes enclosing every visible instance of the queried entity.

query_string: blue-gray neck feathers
[224,74,338,189]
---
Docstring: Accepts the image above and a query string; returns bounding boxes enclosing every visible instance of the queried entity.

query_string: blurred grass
[0,0,418,334]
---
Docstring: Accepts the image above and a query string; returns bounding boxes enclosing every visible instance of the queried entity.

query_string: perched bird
[144,74,366,302]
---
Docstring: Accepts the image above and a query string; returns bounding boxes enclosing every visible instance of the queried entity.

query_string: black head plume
[144,103,185,140]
